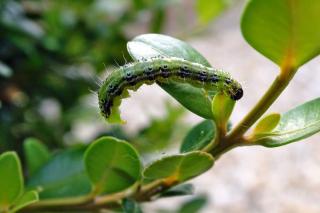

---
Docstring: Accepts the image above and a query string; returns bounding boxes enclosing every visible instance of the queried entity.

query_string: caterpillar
[98,57,243,123]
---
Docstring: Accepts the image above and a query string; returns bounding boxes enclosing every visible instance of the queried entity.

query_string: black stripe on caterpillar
[98,57,243,123]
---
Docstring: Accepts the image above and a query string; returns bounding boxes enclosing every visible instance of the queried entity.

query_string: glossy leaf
[9,191,39,213]
[180,120,216,153]
[253,113,281,135]
[143,152,214,183]
[84,137,141,195]
[27,146,91,199]
[23,137,51,176]
[241,0,320,68]
[0,152,23,211]
[255,98,320,147]
[160,183,194,198]
[127,33,215,119]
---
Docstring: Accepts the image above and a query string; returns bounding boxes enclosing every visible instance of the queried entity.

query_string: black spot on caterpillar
[98,57,243,123]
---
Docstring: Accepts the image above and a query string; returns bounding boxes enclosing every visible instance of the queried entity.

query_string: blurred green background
[0,0,230,153]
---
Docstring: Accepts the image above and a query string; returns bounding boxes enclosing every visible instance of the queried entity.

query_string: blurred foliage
[0,0,228,152]
[0,0,230,152]
[0,0,185,152]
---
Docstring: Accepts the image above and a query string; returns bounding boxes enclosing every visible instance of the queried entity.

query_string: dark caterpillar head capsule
[230,87,243,100]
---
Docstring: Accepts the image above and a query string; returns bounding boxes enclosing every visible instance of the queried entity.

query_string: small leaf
[177,196,207,213]
[23,137,51,176]
[127,34,215,119]
[253,113,281,135]
[180,120,216,153]
[160,183,194,198]
[241,0,320,68]
[84,136,141,195]
[122,198,143,213]
[255,98,320,147]
[211,93,235,132]
[9,191,39,213]
[27,146,91,199]
[0,152,23,211]
[143,152,214,183]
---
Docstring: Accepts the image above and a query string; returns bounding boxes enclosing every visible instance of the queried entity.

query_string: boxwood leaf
[180,120,216,153]
[84,137,141,195]
[127,33,215,119]
[9,191,38,213]
[211,93,235,132]
[143,151,213,183]
[241,0,320,68]
[0,152,23,211]
[27,146,91,199]
[252,113,281,135]
[23,137,51,176]
[255,98,320,147]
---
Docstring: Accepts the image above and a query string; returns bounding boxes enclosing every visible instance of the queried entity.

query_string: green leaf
[127,33,215,119]
[211,93,235,132]
[84,136,141,195]
[252,113,281,135]
[143,152,214,183]
[177,196,207,213]
[9,191,39,213]
[0,152,23,211]
[196,0,226,24]
[160,183,194,198]
[241,0,320,68]
[255,98,320,147]
[27,146,91,199]
[23,137,51,176]
[122,198,143,213]
[180,120,216,153]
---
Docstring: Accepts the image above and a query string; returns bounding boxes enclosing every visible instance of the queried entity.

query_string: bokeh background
[1,0,320,212]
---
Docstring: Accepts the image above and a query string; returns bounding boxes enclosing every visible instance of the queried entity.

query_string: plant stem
[226,67,297,142]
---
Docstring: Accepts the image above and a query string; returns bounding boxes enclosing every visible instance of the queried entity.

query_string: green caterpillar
[98,57,243,123]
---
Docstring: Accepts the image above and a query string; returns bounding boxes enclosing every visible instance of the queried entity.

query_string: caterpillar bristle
[98,57,243,123]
